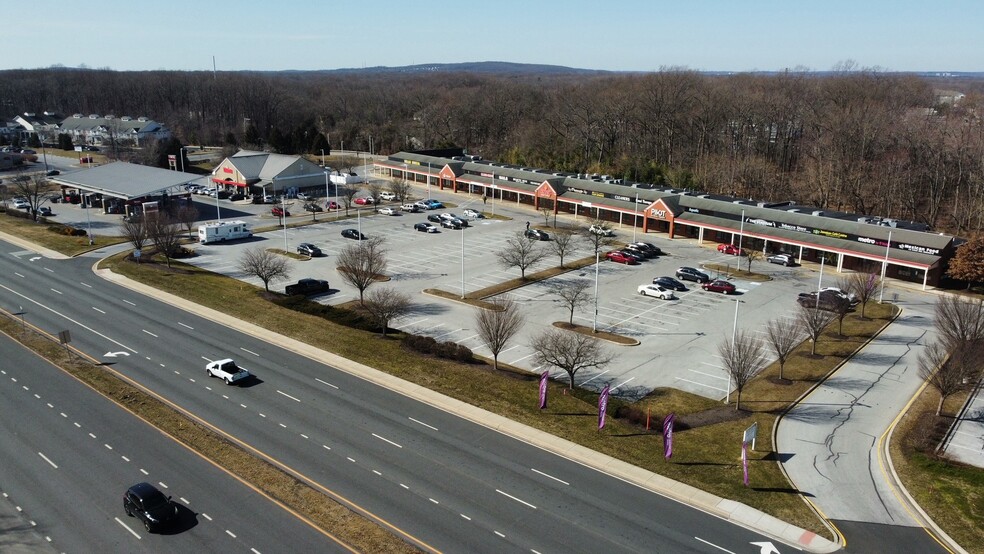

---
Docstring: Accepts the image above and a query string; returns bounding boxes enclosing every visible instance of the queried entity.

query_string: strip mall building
[376,150,958,289]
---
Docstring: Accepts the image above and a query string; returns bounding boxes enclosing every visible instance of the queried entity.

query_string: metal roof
[51,162,197,199]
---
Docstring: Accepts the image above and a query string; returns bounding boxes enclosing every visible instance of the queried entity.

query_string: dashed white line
[300,434,309,439]
[400,483,409,490]
[226,530,237,538]
[180,497,189,504]
[259,413,266,418]
[372,433,403,448]
[140,469,148,475]
[202,513,212,521]
[322,444,331,451]
[80,282,92,288]
[240,347,259,356]
[347,457,356,463]
[531,468,569,485]
[142,329,158,338]
[123,300,136,306]
[104,444,113,450]
[178,322,194,330]
[372,470,382,476]
[13,272,24,278]
[38,452,58,469]
[88,433,96,439]
[315,378,338,389]
[276,390,301,402]
[279,423,287,428]
[73,422,81,428]
[408,417,438,431]
[92,307,106,314]
[252,549,262,554]
[158,482,168,489]
[240,404,247,408]
[43,267,54,273]
[694,536,735,553]
[494,530,505,538]
[429,498,439,505]
[46,403,53,408]
[496,489,536,509]
[460,513,471,521]
[115,517,141,539]
[121,456,130,462]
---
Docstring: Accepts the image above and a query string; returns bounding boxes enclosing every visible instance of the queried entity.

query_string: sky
[3,0,981,73]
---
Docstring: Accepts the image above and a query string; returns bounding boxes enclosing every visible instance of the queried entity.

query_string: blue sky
[4,0,981,72]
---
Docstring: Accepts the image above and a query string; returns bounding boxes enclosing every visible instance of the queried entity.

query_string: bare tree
[549,227,582,269]
[718,330,767,411]
[551,279,592,326]
[495,231,548,280]
[765,318,804,380]
[530,328,613,389]
[744,249,762,272]
[845,272,880,318]
[796,305,837,355]
[10,173,55,222]
[361,287,413,337]
[336,236,388,304]
[119,217,148,261]
[474,296,525,370]
[389,178,413,203]
[584,225,617,255]
[238,247,290,292]
[540,206,554,227]
[934,295,984,351]
[146,214,183,268]
[365,181,384,212]
[338,184,358,215]
[176,204,199,239]
[918,340,969,416]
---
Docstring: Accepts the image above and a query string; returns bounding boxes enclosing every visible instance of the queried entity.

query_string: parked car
[402,203,421,213]
[229,193,245,201]
[652,276,687,291]
[414,222,438,233]
[79,156,93,163]
[605,250,639,265]
[427,214,443,223]
[13,199,30,209]
[637,284,676,300]
[325,200,341,210]
[717,243,745,256]
[624,245,655,259]
[438,213,468,227]
[818,286,858,303]
[34,206,53,217]
[630,242,662,256]
[414,200,431,211]
[702,279,737,294]
[441,219,462,230]
[378,207,398,215]
[619,249,645,262]
[123,482,179,533]
[284,278,331,296]
[378,191,396,201]
[216,190,232,199]
[296,192,313,200]
[463,209,484,218]
[296,243,322,257]
[354,196,374,205]
[797,290,853,311]
[81,145,100,152]
[271,206,290,217]
[424,199,444,209]
[525,228,549,241]
[767,253,796,266]
[205,358,251,385]
[341,229,366,240]
[303,203,323,212]
[45,169,60,176]
[589,224,615,237]
[676,266,710,283]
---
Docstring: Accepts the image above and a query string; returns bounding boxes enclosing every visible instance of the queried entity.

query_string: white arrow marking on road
[29,257,41,262]
[104,352,131,358]
[751,541,780,554]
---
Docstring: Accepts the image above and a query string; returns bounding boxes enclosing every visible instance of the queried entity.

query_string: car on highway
[296,243,322,257]
[414,222,438,233]
[652,276,687,291]
[271,206,290,217]
[378,191,396,201]
[285,278,331,296]
[341,228,366,240]
[525,228,549,240]
[589,224,615,236]
[303,203,323,212]
[123,482,179,532]
[676,266,710,283]
[353,196,374,205]
[717,243,745,256]
[441,219,462,230]
[427,214,443,223]
[637,284,676,300]
[605,250,639,265]
[463,209,484,218]
[702,279,736,294]
[767,253,795,266]
[378,207,398,215]
[205,358,251,385]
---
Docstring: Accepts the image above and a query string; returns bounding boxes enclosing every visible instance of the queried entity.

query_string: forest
[2,65,983,236]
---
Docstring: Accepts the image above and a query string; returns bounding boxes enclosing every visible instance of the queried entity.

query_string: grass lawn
[0,209,126,255]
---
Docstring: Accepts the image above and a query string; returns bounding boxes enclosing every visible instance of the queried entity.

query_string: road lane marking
[43,267,53,273]
[531,468,569,485]
[322,444,331,451]
[14,272,25,277]
[50,288,62,295]
[240,347,259,356]
[80,282,92,288]
[429,498,439,504]
[226,530,236,538]
[578,370,609,386]
[373,470,382,476]
[88,433,96,439]
[372,433,403,448]
[408,417,437,431]
[496,489,536,509]
[140,468,148,475]
[121,456,129,462]
[38,452,58,469]
[180,497,189,504]
[277,390,301,402]
[92,307,106,314]
[694,536,735,553]
[178,322,194,329]
[123,299,136,306]
[115,517,141,539]
[460,513,471,520]
[315,378,338,389]
[142,329,158,337]
[104,444,113,450]
[347,457,356,463]
[494,530,505,538]
[158,482,168,489]
[202,513,212,521]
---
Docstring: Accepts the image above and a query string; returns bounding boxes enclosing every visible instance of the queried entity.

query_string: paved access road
[777,295,952,553]
[0,332,346,553]
[0,241,799,552]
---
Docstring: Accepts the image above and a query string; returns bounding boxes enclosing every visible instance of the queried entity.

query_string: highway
[0,331,347,553]
[0,239,794,553]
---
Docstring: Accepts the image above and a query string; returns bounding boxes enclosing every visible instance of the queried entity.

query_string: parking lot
[181,185,830,401]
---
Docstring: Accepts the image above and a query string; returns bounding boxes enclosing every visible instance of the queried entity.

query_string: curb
[93,262,837,553]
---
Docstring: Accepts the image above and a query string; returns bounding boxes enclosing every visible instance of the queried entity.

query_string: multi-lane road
[0,241,795,552]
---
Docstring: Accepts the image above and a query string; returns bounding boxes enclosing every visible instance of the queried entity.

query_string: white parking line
[115,517,141,539]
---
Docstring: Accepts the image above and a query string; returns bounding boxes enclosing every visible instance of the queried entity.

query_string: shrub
[402,334,438,355]
[453,344,473,363]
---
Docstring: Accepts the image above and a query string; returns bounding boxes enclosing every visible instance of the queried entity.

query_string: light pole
[321,149,325,167]
[179,147,186,173]
[727,298,742,403]
[737,209,746,269]
[460,226,465,299]
[878,231,892,303]
[85,195,93,245]
[214,175,222,222]
[37,131,49,172]
[816,253,826,309]
[592,249,601,332]
[281,196,289,253]
[632,193,639,242]
[324,170,330,206]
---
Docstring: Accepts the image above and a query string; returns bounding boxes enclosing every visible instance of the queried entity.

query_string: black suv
[123,482,178,532]
[676,266,710,283]
[341,229,366,240]
[525,229,549,241]
[296,243,322,257]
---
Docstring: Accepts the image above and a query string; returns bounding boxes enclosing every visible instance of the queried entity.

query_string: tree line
[3,65,983,235]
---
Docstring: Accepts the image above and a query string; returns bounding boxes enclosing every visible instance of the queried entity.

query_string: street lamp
[878,231,892,303]
[592,249,601,332]
[179,147,186,173]
[281,196,289,253]
[321,149,325,167]
[632,193,639,242]
[460,226,465,299]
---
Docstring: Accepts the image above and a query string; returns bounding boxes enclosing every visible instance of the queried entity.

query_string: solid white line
[38,452,58,469]
[531,468,569,485]
[92,307,105,314]
[115,517,141,539]
[276,390,301,402]
[496,489,536,509]
[408,417,438,431]
[142,329,158,338]
[315,378,339,389]
[80,282,92,288]
[50,288,62,295]
[578,370,609,386]
[178,322,194,329]
[612,377,635,391]
[123,299,136,306]
[694,536,735,553]
[372,433,403,448]
[240,347,259,356]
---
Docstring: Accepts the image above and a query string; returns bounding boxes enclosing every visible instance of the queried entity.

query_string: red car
[353,197,374,205]
[605,250,639,265]
[717,243,745,256]
[702,279,736,294]
[271,206,290,217]
[325,201,341,210]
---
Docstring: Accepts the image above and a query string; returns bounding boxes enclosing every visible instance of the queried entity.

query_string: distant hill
[297,61,615,76]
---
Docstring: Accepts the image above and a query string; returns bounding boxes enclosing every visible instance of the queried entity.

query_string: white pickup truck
[205,359,250,385]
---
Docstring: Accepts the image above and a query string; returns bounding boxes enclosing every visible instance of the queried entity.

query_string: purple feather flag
[598,385,610,429]
[538,371,549,410]
[662,413,675,459]
[742,441,750,486]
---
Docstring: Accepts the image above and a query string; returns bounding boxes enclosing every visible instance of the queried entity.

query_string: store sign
[898,243,941,256]
[649,208,667,219]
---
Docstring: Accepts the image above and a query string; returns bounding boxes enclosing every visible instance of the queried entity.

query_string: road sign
[742,422,758,451]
